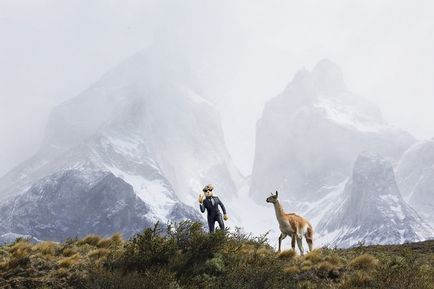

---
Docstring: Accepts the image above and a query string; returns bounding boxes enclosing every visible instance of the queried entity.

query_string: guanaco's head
[266,191,279,204]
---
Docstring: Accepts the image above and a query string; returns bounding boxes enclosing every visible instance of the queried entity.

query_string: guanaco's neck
[273,201,286,221]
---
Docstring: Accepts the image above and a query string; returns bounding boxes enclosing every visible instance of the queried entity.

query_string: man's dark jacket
[200,196,226,232]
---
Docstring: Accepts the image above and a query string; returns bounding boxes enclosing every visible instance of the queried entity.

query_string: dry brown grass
[96,238,112,248]
[33,241,59,256]
[78,235,101,247]
[110,232,123,244]
[58,253,81,268]
[283,265,300,274]
[324,254,342,266]
[304,249,322,263]
[256,247,273,258]
[88,248,110,260]
[238,244,255,255]
[61,247,77,257]
[278,249,296,259]
[349,254,379,270]
[8,240,32,257]
[316,260,336,271]
[342,271,373,288]
[0,258,10,270]
[301,259,313,271]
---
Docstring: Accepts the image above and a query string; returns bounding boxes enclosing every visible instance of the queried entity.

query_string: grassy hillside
[0,222,433,289]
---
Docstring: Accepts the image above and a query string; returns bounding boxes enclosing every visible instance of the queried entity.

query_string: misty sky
[1,0,434,176]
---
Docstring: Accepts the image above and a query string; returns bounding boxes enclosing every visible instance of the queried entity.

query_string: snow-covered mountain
[249,59,415,203]
[0,48,243,241]
[396,139,434,227]
[311,152,431,248]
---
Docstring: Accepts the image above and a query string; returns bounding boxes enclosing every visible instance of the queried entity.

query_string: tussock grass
[8,240,32,257]
[58,253,80,268]
[77,235,101,247]
[61,247,77,257]
[88,248,110,260]
[316,260,336,271]
[349,253,379,270]
[324,253,342,266]
[278,249,296,259]
[33,241,59,256]
[96,238,112,248]
[0,222,432,289]
[283,265,300,274]
[342,271,373,288]
[110,232,123,244]
[304,249,322,262]
[0,257,10,270]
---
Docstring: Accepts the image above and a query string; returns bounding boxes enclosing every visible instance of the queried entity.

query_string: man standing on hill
[198,184,228,232]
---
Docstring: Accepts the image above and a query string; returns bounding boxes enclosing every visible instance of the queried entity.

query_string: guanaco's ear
[275,190,279,197]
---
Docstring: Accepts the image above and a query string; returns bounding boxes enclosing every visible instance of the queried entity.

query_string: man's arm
[199,194,206,213]
[217,197,227,215]
[200,203,206,213]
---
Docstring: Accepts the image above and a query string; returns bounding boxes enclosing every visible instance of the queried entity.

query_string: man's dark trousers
[200,196,226,232]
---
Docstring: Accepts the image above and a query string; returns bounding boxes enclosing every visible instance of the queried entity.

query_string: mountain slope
[396,139,434,227]
[0,170,155,241]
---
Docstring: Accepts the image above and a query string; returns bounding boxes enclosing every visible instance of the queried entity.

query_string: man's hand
[198,194,204,204]
[223,214,228,221]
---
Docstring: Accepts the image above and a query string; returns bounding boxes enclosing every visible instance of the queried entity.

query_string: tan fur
[266,191,314,255]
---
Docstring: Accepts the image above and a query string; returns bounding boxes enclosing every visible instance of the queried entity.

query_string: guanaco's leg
[296,236,304,256]
[291,234,296,251]
[278,233,287,252]
[305,226,314,252]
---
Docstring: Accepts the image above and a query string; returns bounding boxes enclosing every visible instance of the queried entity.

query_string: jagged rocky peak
[345,152,402,223]
[351,152,397,196]
[315,152,431,248]
[280,59,345,105]
[396,139,434,227]
[311,58,346,92]
[249,60,414,203]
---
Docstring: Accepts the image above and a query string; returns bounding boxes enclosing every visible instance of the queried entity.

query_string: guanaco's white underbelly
[278,220,294,235]
[279,220,308,238]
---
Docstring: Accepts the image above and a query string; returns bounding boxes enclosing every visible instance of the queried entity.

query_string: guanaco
[266,191,313,255]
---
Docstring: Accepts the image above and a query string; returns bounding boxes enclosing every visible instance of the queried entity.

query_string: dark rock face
[0,170,153,241]
[249,60,414,203]
[316,152,431,248]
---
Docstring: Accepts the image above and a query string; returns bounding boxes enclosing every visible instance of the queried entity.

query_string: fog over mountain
[0,47,242,240]
[2,0,434,177]
[249,60,414,203]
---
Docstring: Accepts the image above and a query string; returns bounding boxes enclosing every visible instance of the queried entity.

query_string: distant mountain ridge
[0,56,432,247]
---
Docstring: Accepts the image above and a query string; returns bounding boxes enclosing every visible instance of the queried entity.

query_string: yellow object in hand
[198,194,204,204]
[223,214,228,221]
